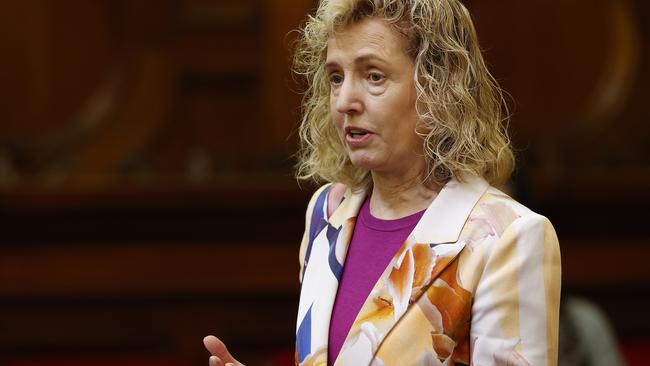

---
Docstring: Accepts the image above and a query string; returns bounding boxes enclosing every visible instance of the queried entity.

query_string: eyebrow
[325,53,388,70]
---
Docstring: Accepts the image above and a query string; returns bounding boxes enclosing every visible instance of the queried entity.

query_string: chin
[348,154,381,171]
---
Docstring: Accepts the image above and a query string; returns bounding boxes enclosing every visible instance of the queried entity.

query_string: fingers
[208,355,236,366]
[203,335,241,365]
[203,335,230,358]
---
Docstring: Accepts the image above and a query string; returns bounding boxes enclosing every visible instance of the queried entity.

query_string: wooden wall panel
[467,0,650,202]
[0,183,309,364]
[0,0,312,188]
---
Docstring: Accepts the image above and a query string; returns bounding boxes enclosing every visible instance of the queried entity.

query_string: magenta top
[327,196,425,365]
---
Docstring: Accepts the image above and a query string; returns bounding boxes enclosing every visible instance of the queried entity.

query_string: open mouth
[344,126,372,146]
[345,127,371,138]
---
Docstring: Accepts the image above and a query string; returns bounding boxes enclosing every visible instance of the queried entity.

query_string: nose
[335,78,363,115]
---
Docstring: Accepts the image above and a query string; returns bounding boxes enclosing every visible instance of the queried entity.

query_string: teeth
[348,129,367,136]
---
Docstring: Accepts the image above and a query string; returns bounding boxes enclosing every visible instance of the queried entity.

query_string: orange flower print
[387,245,415,319]
[418,259,472,364]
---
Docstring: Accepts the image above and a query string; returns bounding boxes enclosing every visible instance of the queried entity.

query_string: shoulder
[474,186,560,267]
[474,185,553,232]
[298,182,350,279]
[304,182,348,219]
[327,183,347,218]
[462,185,559,261]
[301,182,351,243]
[304,183,332,218]
[298,183,333,279]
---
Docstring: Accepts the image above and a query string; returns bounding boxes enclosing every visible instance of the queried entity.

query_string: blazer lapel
[334,176,490,366]
[296,186,367,365]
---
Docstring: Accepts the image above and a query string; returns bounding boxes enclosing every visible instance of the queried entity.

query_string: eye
[329,73,343,85]
[368,71,385,83]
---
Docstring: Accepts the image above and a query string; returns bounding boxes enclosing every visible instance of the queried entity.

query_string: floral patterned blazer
[295,175,561,366]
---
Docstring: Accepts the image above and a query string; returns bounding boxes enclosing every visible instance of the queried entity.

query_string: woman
[205,0,561,365]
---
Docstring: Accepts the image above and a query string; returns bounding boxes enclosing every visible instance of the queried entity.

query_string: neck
[369,168,440,220]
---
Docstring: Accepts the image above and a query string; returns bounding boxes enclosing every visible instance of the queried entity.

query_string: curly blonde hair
[294,0,514,190]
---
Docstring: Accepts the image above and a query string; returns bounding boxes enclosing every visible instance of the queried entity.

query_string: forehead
[326,17,411,63]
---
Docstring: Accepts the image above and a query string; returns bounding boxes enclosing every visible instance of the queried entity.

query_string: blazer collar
[327,174,489,243]
[413,174,490,243]
[327,186,366,228]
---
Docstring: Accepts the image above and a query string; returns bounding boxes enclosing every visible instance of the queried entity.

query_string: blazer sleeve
[298,183,331,283]
[470,213,561,366]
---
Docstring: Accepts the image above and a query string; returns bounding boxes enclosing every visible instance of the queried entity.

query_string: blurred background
[0,0,648,365]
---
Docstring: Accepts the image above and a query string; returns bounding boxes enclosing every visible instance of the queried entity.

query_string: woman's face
[326,17,424,177]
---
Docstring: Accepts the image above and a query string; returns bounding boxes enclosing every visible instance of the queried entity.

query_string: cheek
[330,106,344,132]
[383,102,419,145]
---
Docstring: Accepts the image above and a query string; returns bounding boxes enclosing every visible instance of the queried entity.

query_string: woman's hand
[203,335,245,366]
